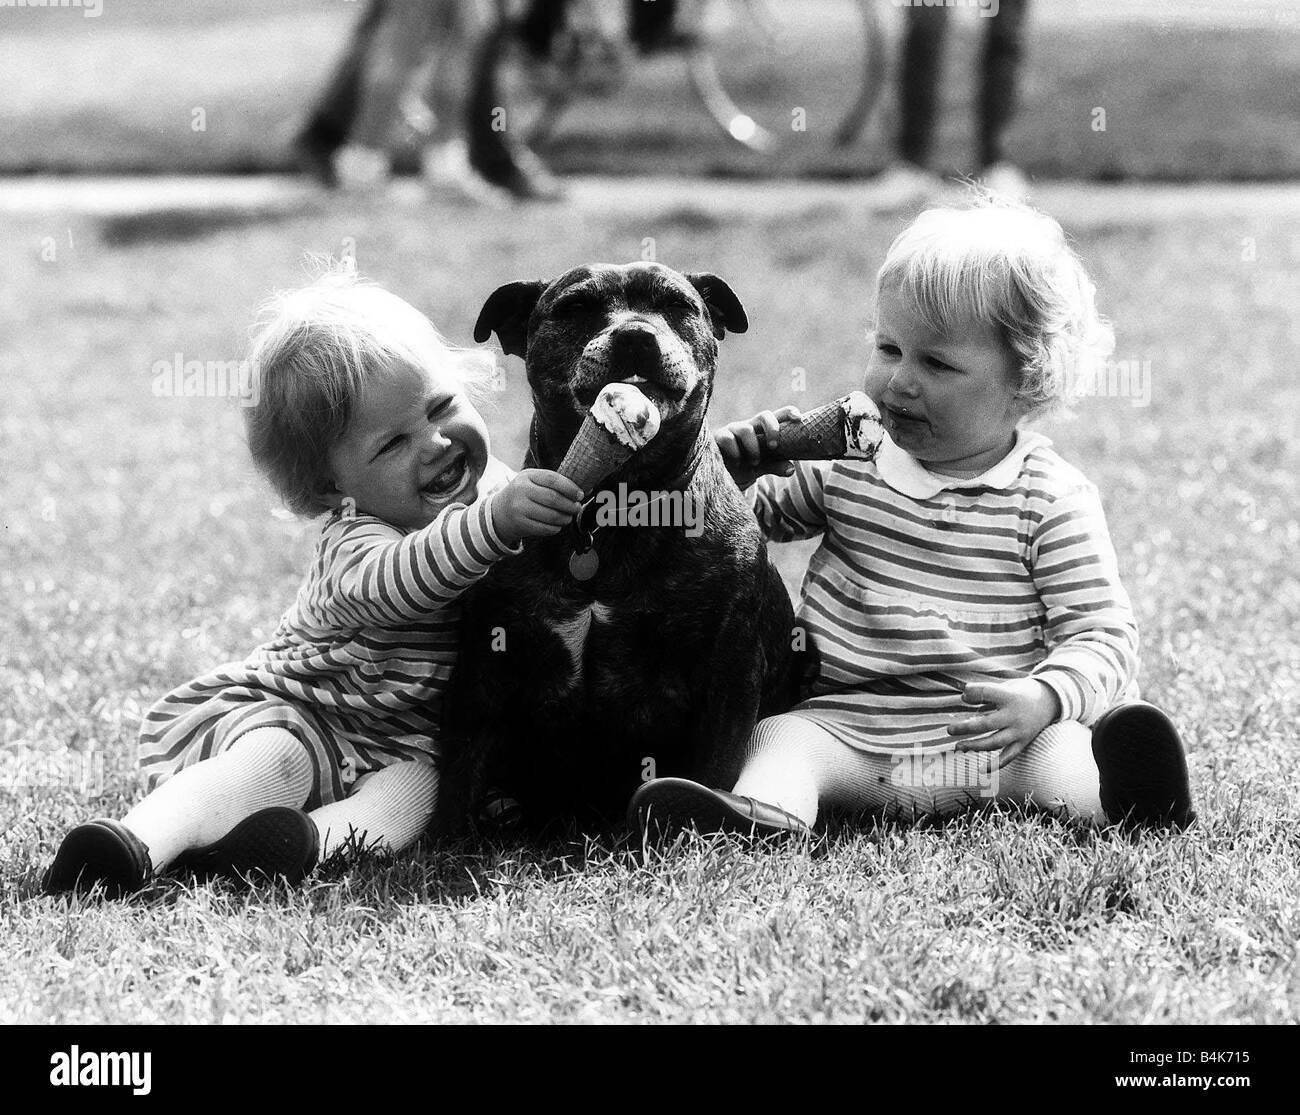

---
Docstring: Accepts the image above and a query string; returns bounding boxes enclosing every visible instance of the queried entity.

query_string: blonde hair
[877,194,1114,414]
[244,263,490,516]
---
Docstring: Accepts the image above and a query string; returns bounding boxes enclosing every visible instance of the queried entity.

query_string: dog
[439,262,797,833]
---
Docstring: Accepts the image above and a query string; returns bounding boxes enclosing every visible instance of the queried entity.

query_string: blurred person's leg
[294,0,389,185]
[415,0,515,204]
[897,1,950,169]
[337,0,444,187]
[874,1,949,203]
[421,0,479,143]
[978,0,1031,194]
[463,0,565,199]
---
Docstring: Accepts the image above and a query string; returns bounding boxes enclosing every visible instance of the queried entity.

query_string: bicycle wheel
[686,0,887,155]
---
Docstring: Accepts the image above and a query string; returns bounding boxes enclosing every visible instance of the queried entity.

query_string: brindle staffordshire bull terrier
[440,262,797,832]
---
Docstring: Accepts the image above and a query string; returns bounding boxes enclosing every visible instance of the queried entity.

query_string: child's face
[323,356,490,531]
[864,281,1027,475]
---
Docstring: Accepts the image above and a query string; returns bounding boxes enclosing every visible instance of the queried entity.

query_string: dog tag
[569,549,599,580]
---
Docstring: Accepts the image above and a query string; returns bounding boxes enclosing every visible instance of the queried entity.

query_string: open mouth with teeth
[420,452,473,502]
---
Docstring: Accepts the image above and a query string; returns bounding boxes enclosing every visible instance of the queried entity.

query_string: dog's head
[474,262,747,473]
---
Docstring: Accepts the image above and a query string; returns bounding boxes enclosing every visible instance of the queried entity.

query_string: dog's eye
[555,296,600,316]
[656,295,696,313]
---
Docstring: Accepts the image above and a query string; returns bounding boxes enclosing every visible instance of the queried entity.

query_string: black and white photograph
[2,0,1296,1059]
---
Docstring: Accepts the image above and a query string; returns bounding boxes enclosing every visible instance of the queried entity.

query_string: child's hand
[492,469,584,544]
[715,405,802,489]
[948,679,1062,769]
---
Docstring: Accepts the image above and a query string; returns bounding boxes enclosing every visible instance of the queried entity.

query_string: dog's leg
[688,601,771,791]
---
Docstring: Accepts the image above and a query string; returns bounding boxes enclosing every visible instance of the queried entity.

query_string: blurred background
[3,0,1298,181]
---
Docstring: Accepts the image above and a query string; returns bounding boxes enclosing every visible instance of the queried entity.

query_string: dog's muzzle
[573,320,694,414]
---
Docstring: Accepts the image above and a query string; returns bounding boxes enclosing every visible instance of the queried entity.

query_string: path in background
[1035,0,1298,27]
[1,175,1297,228]
[1037,0,1298,28]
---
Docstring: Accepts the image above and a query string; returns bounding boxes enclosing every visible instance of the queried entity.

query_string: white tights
[732,714,1106,827]
[121,727,439,873]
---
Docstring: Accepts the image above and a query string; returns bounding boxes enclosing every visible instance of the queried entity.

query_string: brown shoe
[628,777,810,839]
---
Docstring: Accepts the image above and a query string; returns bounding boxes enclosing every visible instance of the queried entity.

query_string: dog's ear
[685,273,748,340]
[473,280,549,358]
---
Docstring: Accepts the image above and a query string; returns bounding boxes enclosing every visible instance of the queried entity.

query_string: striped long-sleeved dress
[138,458,518,807]
[753,430,1139,755]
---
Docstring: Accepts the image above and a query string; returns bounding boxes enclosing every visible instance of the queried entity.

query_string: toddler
[45,269,582,896]
[631,197,1194,835]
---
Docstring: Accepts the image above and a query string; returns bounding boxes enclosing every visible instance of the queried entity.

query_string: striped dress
[753,430,1139,755]
[138,458,518,807]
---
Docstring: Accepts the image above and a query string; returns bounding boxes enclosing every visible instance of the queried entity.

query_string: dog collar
[567,489,675,582]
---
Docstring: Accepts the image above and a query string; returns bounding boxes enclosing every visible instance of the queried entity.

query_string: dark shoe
[628,777,811,839]
[292,128,341,189]
[478,143,565,201]
[175,806,319,885]
[43,818,152,898]
[1091,702,1195,830]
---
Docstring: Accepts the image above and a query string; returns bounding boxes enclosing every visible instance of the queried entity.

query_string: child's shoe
[628,777,810,839]
[174,806,319,885]
[43,818,153,898]
[1091,702,1195,830]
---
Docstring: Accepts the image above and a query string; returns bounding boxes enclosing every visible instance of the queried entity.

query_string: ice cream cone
[775,391,884,462]
[558,383,662,491]
[558,416,636,492]
[776,399,848,459]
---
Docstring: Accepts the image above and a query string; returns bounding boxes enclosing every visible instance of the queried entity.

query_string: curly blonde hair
[876,193,1114,415]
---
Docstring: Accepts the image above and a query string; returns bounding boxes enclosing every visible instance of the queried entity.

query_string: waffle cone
[558,415,635,491]
[775,398,849,459]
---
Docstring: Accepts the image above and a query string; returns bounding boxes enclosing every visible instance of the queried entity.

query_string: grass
[7,815,1297,1025]
[3,0,1300,180]
[2,185,1299,1024]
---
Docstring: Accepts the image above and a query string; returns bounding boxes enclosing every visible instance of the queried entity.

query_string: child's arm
[1026,485,1140,723]
[950,484,1139,766]
[716,408,829,542]
[751,462,831,543]
[323,469,582,625]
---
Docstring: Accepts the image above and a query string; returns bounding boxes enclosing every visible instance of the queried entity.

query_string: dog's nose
[609,321,660,369]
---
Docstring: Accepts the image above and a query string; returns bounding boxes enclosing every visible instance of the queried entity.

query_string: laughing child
[45,268,582,896]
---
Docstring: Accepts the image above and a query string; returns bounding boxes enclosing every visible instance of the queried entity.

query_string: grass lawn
[3,0,1300,180]
[1,181,1297,1024]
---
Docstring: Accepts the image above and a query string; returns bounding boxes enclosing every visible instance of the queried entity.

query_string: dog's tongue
[591,383,661,450]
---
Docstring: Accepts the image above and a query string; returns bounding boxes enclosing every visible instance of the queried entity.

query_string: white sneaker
[420,139,513,208]
[980,163,1031,202]
[332,144,393,192]
[869,161,946,208]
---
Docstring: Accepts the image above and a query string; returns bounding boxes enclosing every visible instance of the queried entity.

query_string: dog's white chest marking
[550,602,614,682]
